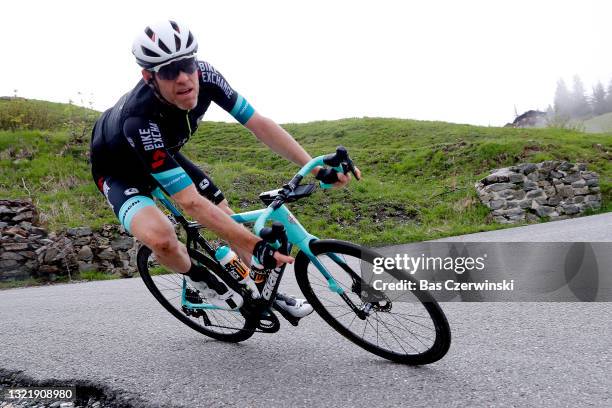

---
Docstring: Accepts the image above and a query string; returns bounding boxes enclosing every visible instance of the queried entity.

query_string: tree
[591,81,607,116]
[604,80,612,114]
[553,78,572,117]
[570,75,591,118]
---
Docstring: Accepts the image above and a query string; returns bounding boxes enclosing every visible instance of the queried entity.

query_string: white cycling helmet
[132,20,198,69]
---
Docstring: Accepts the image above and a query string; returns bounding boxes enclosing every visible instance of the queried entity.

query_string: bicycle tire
[294,239,451,364]
[137,245,256,343]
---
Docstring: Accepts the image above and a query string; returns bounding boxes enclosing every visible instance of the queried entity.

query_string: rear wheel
[295,240,451,364]
[137,245,255,342]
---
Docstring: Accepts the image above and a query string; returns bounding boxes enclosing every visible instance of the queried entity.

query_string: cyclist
[90,20,360,318]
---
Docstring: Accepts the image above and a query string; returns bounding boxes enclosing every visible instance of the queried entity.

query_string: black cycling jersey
[90,60,255,231]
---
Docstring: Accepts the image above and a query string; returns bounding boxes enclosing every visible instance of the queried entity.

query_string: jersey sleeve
[197,61,255,125]
[123,117,194,196]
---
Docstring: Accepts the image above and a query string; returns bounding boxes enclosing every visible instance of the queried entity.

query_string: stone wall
[0,199,138,281]
[475,161,601,224]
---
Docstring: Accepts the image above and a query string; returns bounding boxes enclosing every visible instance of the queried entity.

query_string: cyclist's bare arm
[244,112,361,187]
[172,185,294,265]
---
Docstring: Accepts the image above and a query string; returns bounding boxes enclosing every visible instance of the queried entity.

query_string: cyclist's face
[143,68,199,110]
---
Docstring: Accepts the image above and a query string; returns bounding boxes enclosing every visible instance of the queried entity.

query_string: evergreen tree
[605,80,612,113]
[570,75,590,118]
[591,81,607,115]
[553,78,571,116]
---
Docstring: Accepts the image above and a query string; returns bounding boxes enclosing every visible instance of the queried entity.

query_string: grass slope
[1,100,610,246]
[584,112,612,133]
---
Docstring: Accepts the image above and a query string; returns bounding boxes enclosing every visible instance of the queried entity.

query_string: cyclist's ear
[142,69,153,83]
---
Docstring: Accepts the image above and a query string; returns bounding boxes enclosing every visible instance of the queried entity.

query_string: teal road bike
[137,147,451,364]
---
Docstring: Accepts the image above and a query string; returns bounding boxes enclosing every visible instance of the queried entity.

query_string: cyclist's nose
[175,71,190,83]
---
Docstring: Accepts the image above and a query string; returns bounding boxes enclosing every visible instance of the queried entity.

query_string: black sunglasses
[151,57,198,81]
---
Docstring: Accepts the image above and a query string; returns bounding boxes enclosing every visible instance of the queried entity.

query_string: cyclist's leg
[96,175,190,273]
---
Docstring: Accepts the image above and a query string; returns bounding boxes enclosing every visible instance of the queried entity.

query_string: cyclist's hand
[253,240,294,269]
[316,166,362,189]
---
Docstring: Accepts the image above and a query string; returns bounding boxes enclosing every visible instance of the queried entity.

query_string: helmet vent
[170,20,180,33]
[186,32,194,48]
[145,27,155,41]
[158,39,171,54]
[141,46,160,58]
[174,34,181,51]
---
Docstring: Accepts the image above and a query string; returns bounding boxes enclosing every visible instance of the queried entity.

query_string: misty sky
[2,0,611,126]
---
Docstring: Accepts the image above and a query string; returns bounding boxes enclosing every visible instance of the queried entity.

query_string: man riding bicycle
[90,20,359,318]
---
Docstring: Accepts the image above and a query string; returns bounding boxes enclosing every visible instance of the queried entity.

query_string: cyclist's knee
[148,233,180,256]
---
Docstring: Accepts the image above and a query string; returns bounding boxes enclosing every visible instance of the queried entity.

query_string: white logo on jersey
[199,179,210,191]
[124,188,139,196]
[102,181,113,209]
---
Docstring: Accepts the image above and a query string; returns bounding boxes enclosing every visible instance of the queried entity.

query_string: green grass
[1,99,611,246]
[79,270,119,281]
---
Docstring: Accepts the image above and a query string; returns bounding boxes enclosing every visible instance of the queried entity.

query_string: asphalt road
[1,213,611,407]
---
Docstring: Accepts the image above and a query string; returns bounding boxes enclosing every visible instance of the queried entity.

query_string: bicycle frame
[149,186,347,313]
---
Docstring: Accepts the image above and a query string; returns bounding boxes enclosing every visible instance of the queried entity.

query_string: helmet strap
[146,73,173,106]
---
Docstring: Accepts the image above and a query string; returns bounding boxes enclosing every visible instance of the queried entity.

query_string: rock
[573,187,589,195]
[550,170,564,178]
[12,211,33,222]
[39,265,60,274]
[517,163,537,174]
[556,186,574,198]
[505,200,519,209]
[3,243,29,251]
[0,205,15,215]
[4,226,27,237]
[512,190,526,200]
[571,180,586,188]
[582,171,598,180]
[518,199,533,209]
[0,259,19,269]
[496,189,515,199]
[557,161,572,171]
[29,226,47,236]
[577,163,587,171]
[489,199,505,210]
[78,261,97,273]
[586,194,601,202]
[77,245,93,261]
[1,252,24,261]
[111,236,134,251]
[561,172,581,184]
[585,178,599,187]
[572,196,585,204]
[508,173,524,183]
[523,181,538,191]
[526,172,540,181]
[486,183,517,192]
[97,247,116,260]
[526,213,539,222]
[0,221,7,228]
[562,204,580,215]
[73,236,91,246]
[589,186,600,193]
[535,205,555,217]
[526,189,545,199]
[43,247,60,263]
[67,227,92,237]
[547,196,562,206]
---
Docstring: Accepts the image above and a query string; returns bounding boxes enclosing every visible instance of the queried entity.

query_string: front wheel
[295,240,451,364]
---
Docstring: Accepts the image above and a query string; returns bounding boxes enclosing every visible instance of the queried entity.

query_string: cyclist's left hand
[316,166,362,188]
[334,166,361,188]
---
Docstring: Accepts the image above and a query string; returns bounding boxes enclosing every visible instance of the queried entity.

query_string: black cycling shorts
[93,152,225,233]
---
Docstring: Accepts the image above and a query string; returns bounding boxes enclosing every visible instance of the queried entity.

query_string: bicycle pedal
[272,302,300,327]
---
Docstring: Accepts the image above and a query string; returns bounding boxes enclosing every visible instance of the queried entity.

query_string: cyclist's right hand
[252,240,294,269]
